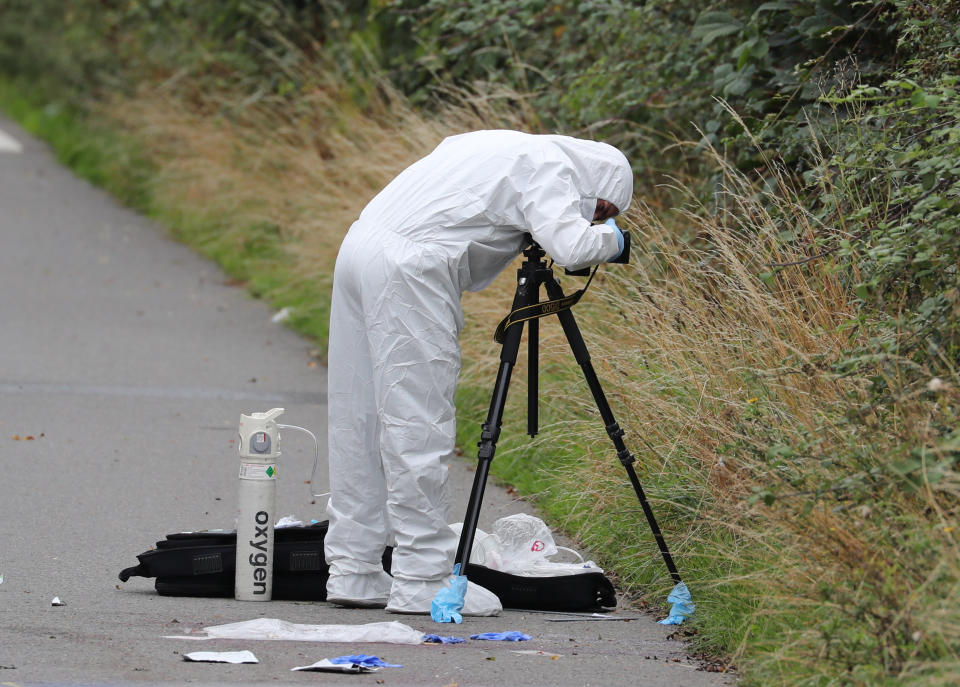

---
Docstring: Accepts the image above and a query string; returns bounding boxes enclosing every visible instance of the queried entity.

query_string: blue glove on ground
[469,631,532,641]
[329,655,402,668]
[423,634,466,644]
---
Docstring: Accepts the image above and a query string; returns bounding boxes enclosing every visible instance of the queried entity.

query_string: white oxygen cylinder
[235,407,283,601]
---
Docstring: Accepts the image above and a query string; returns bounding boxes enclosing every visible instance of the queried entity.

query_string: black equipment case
[118,521,616,612]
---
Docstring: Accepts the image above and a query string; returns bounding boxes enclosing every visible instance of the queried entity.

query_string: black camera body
[610,229,631,264]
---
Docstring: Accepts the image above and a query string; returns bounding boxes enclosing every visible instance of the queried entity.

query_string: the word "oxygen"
[247,510,270,595]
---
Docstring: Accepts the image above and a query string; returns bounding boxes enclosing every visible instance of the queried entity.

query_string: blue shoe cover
[658,582,695,625]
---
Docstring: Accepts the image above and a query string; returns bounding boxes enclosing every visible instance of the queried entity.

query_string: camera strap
[493,266,598,343]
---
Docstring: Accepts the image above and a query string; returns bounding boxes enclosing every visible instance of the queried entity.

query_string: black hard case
[118,522,616,612]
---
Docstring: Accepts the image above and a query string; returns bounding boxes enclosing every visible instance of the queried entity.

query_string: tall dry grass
[104,74,534,282]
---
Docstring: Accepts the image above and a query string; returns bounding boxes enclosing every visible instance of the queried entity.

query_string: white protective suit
[324,130,633,612]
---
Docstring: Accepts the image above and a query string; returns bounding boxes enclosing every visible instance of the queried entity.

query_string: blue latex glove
[605,217,624,261]
[469,631,532,641]
[329,655,403,668]
[430,564,467,624]
[658,582,695,625]
[423,634,466,644]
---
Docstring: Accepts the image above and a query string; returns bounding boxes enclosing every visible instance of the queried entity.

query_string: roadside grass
[4,63,959,686]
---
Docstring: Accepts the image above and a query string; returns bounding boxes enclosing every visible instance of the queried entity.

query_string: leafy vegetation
[2,1,959,684]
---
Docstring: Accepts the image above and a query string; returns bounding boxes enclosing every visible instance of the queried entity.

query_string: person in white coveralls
[323,129,633,614]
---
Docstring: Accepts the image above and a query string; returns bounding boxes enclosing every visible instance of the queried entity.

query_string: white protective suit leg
[365,236,500,615]
[325,226,468,609]
[324,227,393,607]
[366,233,464,596]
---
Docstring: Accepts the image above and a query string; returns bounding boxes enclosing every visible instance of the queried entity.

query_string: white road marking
[0,126,24,153]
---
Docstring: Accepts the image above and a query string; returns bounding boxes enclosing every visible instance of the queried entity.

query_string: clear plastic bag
[492,513,559,571]
[448,523,503,569]
[451,514,603,577]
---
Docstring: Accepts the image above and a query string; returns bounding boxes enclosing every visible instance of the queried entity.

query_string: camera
[565,230,630,276]
[609,229,631,264]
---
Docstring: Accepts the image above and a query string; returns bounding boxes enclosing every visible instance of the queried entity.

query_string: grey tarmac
[0,113,736,687]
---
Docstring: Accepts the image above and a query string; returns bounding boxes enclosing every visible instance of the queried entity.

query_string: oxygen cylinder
[235,407,283,601]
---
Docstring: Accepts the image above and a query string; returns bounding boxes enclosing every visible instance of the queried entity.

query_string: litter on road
[292,659,378,673]
[329,655,402,668]
[183,650,259,664]
[469,631,532,641]
[51,597,65,606]
[166,618,425,644]
[275,514,303,528]
[423,634,466,644]
[271,307,293,323]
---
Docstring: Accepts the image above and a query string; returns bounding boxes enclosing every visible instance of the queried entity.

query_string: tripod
[453,238,682,587]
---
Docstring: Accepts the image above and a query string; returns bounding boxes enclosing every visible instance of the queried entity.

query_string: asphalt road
[0,113,735,687]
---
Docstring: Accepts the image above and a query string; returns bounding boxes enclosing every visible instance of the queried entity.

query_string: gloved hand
[605,217,624,261]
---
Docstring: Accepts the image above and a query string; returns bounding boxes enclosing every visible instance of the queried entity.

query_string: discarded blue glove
[329,655,402,668]
[423,634,466,644]
[605,218,624,261]
[469,631,532,642]
[658,582,695,625]
[431,564,467,624]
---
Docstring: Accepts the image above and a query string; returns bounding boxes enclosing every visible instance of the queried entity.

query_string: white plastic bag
[448,523,503,569]
[493,514,559,571]
[452,514,604,577]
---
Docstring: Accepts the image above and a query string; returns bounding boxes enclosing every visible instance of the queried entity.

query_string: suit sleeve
[518,160,620,270]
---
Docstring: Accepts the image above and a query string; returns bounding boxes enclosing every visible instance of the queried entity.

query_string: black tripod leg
[454,278,533,574]
[543,276,683,584]
[528,317,538,437]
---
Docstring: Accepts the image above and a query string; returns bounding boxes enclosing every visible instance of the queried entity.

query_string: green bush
[812,74,960,366]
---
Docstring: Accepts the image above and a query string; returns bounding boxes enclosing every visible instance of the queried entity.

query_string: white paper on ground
[184,650,259,664]
[291,659,379,673]
[168,618,424,645]
[0,128,23,153]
